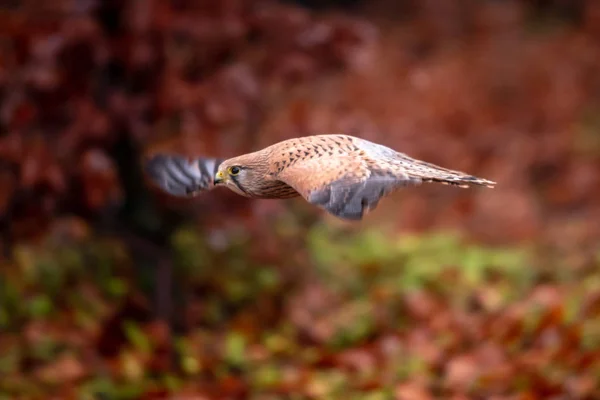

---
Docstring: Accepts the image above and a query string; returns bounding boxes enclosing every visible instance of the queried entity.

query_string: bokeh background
[1,0,600,398]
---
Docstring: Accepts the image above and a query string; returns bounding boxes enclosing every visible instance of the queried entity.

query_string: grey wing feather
[309,173,421,220]
[277,154,421,221]
[145,154,223,197]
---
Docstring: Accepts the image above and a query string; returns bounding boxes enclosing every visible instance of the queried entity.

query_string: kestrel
[145,134,495,220]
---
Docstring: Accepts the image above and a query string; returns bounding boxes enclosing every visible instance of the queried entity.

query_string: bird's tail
[400,156,496,189]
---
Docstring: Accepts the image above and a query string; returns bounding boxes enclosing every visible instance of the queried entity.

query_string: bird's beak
[214,171,225,185]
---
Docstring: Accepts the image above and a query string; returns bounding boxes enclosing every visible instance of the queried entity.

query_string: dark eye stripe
[230,175,250,196]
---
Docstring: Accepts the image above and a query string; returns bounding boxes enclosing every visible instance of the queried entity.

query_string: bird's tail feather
[402,157,496,189]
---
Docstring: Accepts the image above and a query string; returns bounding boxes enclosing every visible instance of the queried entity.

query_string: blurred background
[1,0,599,398]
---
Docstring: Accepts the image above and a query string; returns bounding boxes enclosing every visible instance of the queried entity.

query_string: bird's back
[264,134,362,162]
[267,134,495,189]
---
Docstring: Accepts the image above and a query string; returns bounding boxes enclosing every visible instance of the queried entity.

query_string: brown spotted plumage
[145,134,496,220]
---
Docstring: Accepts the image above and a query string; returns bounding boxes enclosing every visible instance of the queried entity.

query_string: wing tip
[434,175,496,189]
[144,153,221,197]
[466,176,497,189]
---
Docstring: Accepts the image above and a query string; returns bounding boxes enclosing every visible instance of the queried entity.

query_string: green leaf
[224,331,247,368]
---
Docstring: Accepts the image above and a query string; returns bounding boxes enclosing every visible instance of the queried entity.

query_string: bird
[145,134,496,221]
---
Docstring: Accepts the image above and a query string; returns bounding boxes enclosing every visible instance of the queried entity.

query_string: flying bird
[145,134,496,220]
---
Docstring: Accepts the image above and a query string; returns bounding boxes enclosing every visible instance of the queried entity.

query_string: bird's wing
[144,154,224,197]
[276,154,421,220]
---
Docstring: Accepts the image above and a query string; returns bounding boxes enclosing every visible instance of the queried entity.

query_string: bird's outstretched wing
[276,154,421,220]
[276,146,496,220]
[144,154,223,197]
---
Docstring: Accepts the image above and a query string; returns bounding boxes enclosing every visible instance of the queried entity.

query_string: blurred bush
[1,222,599,398]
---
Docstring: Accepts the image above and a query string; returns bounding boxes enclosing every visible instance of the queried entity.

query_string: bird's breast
[253,179,299,199]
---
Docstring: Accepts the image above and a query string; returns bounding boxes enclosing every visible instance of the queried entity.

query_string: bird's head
[213,155,266,197]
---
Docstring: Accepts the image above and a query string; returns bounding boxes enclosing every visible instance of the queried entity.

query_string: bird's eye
[229,166,241,176]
